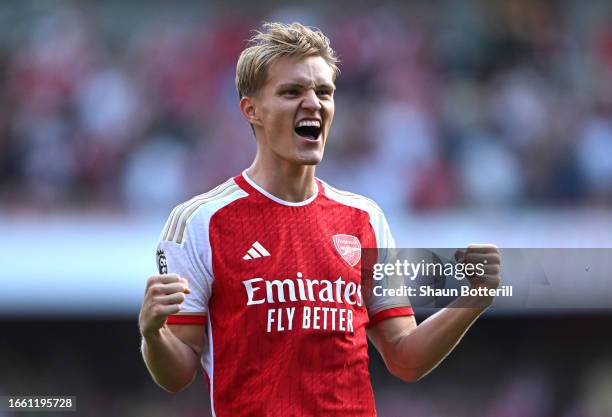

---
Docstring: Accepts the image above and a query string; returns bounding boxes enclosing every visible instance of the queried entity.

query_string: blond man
[139,22,501,416]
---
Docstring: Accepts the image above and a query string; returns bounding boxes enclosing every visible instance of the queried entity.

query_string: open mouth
[294,120,322,140]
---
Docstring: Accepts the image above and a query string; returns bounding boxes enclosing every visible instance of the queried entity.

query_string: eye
[317,89,333,98]
[283,89,300,97]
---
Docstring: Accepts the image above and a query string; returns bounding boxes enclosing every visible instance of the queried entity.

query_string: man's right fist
[139,273,190,337]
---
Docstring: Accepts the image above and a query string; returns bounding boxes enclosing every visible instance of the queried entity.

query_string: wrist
[141,323,168,341]
[454,294,494,311]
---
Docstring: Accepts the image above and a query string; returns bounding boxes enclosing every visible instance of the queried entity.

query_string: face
[242,55,336,166]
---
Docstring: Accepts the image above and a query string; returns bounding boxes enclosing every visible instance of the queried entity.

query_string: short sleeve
[365,210,414,326]
[155,209,213,324]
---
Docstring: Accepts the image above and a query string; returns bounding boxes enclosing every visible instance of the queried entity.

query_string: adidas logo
[243,241,271,260]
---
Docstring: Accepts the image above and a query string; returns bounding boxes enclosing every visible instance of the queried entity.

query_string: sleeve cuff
[166,314,207,325]
[368,307,414,327]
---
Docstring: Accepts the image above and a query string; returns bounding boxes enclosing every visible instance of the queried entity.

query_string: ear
[240,96,263,127]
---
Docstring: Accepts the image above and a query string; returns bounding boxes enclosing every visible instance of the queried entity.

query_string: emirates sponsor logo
[333,234,361,267]
[243,273,363,307]
[242,272,363,333]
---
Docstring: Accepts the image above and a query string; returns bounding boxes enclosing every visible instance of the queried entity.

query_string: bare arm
[139,274,206,392]
[368,300,486,382]
[367,245,501,382]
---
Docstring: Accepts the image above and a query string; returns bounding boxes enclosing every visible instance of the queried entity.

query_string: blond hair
[235,22,340,98]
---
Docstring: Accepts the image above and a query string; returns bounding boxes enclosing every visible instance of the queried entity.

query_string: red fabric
[203,173,385,416]
[192,173,413,416]
[368,307,415,327]
[166,314,207,325]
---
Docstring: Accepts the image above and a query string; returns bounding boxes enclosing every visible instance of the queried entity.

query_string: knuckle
[150,284,163,296]
[485,271,501,280]
[146,276,158,287]
[488,265,501,275]
[152,305,166,317]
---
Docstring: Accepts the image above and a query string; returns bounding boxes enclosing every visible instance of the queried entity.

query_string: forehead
[264,55,335,88]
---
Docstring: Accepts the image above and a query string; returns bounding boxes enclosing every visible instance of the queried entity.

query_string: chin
[300,159,321,166]
[294,152,324,166]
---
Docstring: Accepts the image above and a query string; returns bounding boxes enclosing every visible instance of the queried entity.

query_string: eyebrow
[276,82,336,91]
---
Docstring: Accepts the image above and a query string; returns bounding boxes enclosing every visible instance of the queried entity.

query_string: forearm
[141,325,200,392]
[386,297,488,381]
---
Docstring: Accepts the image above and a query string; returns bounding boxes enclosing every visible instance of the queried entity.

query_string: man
[139,22,501,416]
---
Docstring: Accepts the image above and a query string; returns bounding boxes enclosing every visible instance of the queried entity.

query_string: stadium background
[1,0,612,416]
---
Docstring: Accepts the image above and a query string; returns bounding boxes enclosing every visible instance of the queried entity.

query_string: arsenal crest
[333,234,361,267]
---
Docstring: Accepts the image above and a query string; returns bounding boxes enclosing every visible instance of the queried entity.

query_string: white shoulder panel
[155,178,249,314]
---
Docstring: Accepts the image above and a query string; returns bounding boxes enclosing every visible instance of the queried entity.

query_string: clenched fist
[455,244,502,306]
[139,273,190,338]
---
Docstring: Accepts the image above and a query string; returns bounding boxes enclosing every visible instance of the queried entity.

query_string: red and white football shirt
[156,171,413,417]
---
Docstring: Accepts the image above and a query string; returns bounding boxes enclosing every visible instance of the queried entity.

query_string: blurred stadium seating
[0,1,611,213]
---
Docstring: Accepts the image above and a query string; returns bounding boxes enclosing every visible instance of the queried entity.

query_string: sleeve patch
[156,249,168,275]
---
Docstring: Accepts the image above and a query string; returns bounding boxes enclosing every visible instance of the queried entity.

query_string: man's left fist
[455,244,502,291]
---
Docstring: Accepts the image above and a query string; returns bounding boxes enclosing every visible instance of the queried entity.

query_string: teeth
[296,120,321,128]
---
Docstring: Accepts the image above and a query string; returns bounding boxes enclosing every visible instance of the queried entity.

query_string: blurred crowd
[0,0,612,213]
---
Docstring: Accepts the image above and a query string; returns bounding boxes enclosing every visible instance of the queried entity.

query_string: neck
[246,153,317,203]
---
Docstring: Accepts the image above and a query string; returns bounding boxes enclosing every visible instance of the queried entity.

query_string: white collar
[242,170,319,207]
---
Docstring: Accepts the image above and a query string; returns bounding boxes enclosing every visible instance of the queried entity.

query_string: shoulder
[162,177,249,244]
[319,179,394,246]
[318,179,385,220]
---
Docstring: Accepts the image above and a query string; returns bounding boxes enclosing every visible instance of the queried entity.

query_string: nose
[301,89,322,111]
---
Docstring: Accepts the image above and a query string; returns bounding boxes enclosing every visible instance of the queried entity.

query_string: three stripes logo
[162,179,240,244]
[243,241,271,260]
